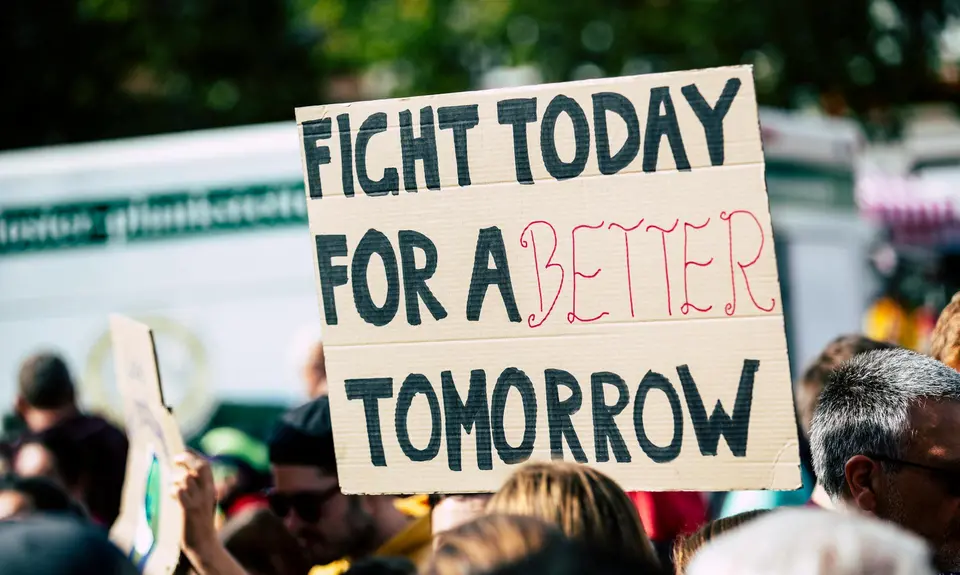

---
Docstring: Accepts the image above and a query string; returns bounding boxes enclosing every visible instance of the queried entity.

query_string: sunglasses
[867,453,960,496]
[266,485,340,523]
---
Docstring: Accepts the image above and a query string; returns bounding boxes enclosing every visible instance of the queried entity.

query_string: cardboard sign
[296,65,799,494]
[109,315,185,575]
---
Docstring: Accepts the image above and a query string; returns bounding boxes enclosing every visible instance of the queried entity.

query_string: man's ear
[844,455,881,513]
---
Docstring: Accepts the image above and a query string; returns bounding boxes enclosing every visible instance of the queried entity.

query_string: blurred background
[2,0,960,444]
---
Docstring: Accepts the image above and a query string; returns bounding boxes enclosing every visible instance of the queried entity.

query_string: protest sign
[109,315,185,575]
[296,65,800,494]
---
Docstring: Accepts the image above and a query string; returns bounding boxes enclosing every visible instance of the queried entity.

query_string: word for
[346,359,759,470]
[302,78,742,197]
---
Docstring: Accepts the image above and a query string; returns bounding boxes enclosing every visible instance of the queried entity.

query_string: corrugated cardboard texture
[109,315,186,575]
[296,65,800,494]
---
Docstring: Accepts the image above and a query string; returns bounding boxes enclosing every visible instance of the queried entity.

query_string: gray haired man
[810,348,960,573]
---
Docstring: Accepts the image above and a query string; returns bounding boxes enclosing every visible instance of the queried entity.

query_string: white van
[0,110,876,438]
[0,122,318,437]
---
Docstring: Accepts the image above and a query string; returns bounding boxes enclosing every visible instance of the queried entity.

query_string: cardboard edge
[295,65,756,125]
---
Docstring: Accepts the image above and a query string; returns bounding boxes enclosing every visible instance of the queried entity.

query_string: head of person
[671,509,769,574]
[15,352,77,432]
[428,493,493,539]
[795,335,896,437]
[810,348,960,571]
[686,508,934,575]
[932,291,960,371]
[0,514,138,575]
[267,395,399,565]
[304,341,327,398]
[0,475,87,520]
[423,514,564,575]
[486,461,658,566]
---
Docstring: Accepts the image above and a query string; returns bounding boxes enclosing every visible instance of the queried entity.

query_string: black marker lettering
[442,370,493,472]
[352,229,401,327]
[497,98,538,185]
[634,370,683,463]
[592,92,640,175]
[544,369,587,462]
[643,87,691,173]
[541,95,590,181]
[399,106,440,192]
[302,118,332,199]
[337,114,355,197]
[491,367,537,464]
[681,78,742,166]
[591,371,632,463]
[356,112,400,196]
[466,227,521,322]
[315,234,349,326]
[398,230,447,326]
[438,105,480,187]
[395,373,442,462]
[677,359,759,457]
[345,377,393,467]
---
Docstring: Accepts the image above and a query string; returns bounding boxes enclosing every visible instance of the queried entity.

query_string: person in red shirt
[627,491,708,564]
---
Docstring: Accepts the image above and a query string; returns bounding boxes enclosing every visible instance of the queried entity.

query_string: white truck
[0,110,876,438]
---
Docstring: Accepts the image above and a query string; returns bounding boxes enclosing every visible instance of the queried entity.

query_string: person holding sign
[174,396,432,575]
[266,395,432,575]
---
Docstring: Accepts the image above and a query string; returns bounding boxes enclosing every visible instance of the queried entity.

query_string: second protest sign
[296,65,799,494]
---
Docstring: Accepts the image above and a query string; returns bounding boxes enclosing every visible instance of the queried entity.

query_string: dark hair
[671,509,769,574]
[344,557,416,575]
[17,353,75,410]
[267,396,337,473]
[0,475,87,518]
[810,348,960,497]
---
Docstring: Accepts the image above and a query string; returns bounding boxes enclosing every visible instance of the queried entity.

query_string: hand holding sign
[297,66,799,495]
[109,315,186,575]
[172,452,218,552]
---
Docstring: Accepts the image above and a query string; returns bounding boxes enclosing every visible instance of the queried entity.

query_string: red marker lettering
[646,219,679,316]
[568,221,609,324]
[520,221,564,328]
[721,210,776,316]
[608,220,644,318]
[680,218,714,315]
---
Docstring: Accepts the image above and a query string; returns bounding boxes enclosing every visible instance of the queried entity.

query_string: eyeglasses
[866,453,960,496]
[266,485,340,523]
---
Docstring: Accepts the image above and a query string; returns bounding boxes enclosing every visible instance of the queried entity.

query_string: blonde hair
[486,461,656,563]
[672,509,769,574]
[423,514,561,575]
[931,292,960,371]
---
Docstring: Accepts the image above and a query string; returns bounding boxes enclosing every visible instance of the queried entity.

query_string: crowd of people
[1,291,960,574]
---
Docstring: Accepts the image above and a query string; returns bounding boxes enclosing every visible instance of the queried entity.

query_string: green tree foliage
[1,0,957,150]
